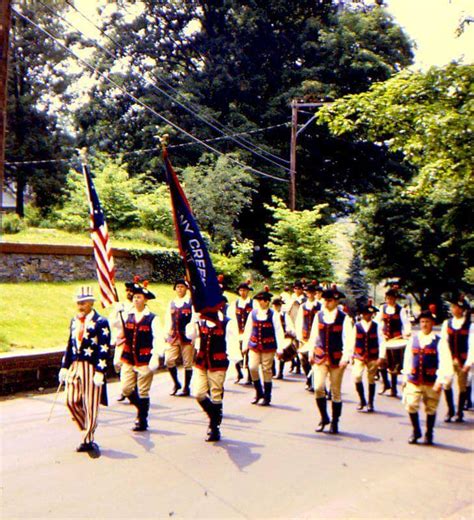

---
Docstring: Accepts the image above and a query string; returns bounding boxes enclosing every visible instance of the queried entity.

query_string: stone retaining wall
[0,243,183,282]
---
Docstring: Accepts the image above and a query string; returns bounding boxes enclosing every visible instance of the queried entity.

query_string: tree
[6,2,75,216]
[317,63,474,298]
[181,153,256,251]
[344,251,370,312]
[56,154,151,232]
[75,1,414,199]
[265,197,335,286]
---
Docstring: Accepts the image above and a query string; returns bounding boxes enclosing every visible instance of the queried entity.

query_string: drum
[280,342,298,362]
[385,338,406,374]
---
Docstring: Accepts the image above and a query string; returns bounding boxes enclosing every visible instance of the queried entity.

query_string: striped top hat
[76,286,95,302]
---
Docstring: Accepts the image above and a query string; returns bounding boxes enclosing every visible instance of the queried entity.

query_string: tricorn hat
[254,291,273,302]
[132,282,155,300]
[416,309,436,322]
[360,304,379,314]
[173,278,189,290]
[322,289,345,300]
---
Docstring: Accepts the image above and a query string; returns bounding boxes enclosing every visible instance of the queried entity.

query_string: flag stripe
[83,163,117,308]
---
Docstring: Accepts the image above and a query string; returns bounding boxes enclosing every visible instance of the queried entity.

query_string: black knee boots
[379,369,391,394]
[178,369,193,396]
[355,382,367,411]
[444,388,455,422]
[251,379,264,404]
[276,360,285,380]
[133,397,150,432]
[315,397,330,432]
[408,412,422,444]
[456,392,466,422]
[425,414,436,445]
[168,367,182,395]
[234,362,244,384]
[198,398,222,441]
[261,382,272,406]
[367,383,376,412]
[329,402,342,434]
[390,373,398,397]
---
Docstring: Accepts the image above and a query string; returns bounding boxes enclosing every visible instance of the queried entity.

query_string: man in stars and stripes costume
[59,287,111,453]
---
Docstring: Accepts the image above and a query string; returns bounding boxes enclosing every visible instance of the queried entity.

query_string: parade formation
[59,278,473,455]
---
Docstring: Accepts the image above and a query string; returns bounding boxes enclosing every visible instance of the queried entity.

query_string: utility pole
[289,100,327,211]
[0,0,12,216]
[289,100,298,211]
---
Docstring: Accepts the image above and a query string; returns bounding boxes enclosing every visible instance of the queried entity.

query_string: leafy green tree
[6,2,76,216]
[265,197,335,286]
[355,189,473,305]
[181,153,256,251]
[56,155,143,231]
[317,63,474,299]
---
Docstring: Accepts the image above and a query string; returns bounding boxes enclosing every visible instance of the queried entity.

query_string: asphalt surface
[1,366,473,519]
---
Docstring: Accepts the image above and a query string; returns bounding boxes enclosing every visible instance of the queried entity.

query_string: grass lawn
[0,281,177,353]
[2,227,175,250]
[0,281,238,354]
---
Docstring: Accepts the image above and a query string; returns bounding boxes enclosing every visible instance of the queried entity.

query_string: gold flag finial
[159,134,170,151]
[79,147,89,164]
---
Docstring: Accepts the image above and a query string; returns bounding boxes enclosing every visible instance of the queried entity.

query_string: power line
[59,0,291,169]
[4,121,290,165]
[11,8,288,183]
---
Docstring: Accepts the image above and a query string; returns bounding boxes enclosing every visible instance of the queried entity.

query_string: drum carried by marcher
[385,337,406,374]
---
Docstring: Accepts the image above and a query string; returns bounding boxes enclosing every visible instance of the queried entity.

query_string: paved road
[1,367,473,519]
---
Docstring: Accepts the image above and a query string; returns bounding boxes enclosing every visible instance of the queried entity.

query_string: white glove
[113,343,124,371]
[93,372,105,387]
[58,368,69,384]
[148,356,160,372]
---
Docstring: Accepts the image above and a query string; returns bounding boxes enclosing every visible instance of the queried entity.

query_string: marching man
[441,296,473,422]
[271,297,296,380]
[230,282,254,384]
[352,304,386,412]
[59,287,111,453]
[401,310,453,445]
[309,289,354,434]
[111,278,137,402]
[375,289,412,397]
[120,282,161,432]
[242,289,285,406]
[164,279,195,396]
[186,309,241,442]
[295,282,323,391]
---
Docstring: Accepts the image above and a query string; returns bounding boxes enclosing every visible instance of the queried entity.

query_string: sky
[384,0,473,69]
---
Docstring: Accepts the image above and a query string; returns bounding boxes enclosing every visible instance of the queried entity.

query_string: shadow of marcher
[132,431,155,452]
[100,448,138,459]
[214,438,264,472]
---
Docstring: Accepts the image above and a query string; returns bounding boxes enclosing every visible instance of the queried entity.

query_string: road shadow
[222,388,246,395]
[288,431,381,443]
[148,428,186,437]
[132,431,155,452]
[267,404,302,412]
[337,431,382,443]
[368,409,404,418]
[149,403,172,410]
[425,443,473,454]
[224,413,260,425]
[214,438,264,472]
[100,448,138,459]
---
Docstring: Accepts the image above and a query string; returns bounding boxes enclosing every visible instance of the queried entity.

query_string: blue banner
[163,149,225,316]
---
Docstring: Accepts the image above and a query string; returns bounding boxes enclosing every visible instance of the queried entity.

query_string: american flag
[82,163,117,308]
